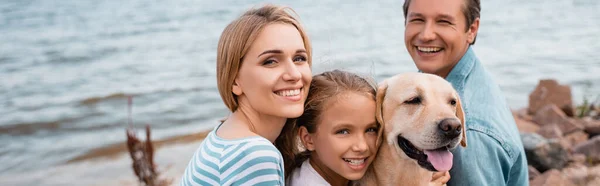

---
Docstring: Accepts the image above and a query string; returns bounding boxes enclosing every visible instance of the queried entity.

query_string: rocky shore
[514,79,600,186]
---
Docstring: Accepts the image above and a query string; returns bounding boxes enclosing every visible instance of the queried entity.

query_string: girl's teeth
[344,158,365,165]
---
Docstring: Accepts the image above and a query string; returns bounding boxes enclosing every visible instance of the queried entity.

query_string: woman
[181,4,312,185]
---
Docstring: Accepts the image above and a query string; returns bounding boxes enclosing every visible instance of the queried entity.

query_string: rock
[582,117,600,137]
[533,105,583,134]
[562,118,585,135]
[561,164,589,185]
[569,153,587,165]
[588,165,600,186]
[514,112,540,133]
[537,124,563,139]
[530,169,576,186]
[521,133,570,172]
[529,166,541,181]
[573,135,600,163]
[528,79,574,117]
[534,104,567,125]
[514,108,534,122]
[560,131,589,151]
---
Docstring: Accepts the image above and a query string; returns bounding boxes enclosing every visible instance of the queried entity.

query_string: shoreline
[0,130,210,186]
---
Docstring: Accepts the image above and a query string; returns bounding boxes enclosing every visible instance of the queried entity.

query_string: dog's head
[375,72,466,172]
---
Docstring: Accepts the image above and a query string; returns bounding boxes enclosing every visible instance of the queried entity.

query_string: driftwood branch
[126,96,171,186]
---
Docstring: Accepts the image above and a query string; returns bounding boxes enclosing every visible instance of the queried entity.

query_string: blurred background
[1,0,599,185]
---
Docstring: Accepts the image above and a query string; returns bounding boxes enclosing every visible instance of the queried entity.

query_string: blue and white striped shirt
[180,125,285,186]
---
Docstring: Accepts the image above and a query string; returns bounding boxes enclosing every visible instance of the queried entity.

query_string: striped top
[180,125,285,186]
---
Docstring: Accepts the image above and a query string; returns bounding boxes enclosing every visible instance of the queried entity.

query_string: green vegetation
[576,81,599,118]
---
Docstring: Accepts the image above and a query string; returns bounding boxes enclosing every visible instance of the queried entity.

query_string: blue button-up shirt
[445,47,529,186]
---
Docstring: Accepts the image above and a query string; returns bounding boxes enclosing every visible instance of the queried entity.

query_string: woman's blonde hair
[216,4,312,112]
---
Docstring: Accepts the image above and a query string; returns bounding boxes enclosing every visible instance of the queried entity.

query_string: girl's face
[233,23,311,118]
[301,92,378,182]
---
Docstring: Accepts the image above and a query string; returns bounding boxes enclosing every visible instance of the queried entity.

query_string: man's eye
[410,18,424,23]
[438,20,452,25]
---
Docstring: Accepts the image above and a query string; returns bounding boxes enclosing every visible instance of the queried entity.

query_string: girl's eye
[336,129,349,135]
[293,55,307,63]
[366,127,378,133]
[262,59,276,66]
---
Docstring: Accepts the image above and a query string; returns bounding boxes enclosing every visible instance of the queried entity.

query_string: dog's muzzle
[397,136,454,172]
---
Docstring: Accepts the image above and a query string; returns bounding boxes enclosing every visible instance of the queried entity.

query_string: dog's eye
[450,99,457,106]
[404,97,421,104]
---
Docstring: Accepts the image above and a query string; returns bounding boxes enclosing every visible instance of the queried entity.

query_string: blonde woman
[180,4,312,186]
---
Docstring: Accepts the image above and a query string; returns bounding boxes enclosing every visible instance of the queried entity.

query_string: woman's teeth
[275,89,300,97]
[417,46,442,53]
[343,158,366,165]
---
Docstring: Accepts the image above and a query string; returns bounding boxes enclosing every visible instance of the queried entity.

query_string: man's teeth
[343,158,365,165]
[417,46,442,53]
[276,89,300,97]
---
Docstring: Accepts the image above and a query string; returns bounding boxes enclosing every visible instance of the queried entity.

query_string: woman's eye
[262,59,276,66]
[336,129,349,135]
[293,55,307,63]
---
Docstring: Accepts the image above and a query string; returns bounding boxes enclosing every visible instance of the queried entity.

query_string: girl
[181,4,312,186]
[280,70,379,186]
[279,70,451,186]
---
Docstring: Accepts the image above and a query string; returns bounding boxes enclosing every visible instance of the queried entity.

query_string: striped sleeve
[222,140,284,186]
[180,133,284,186]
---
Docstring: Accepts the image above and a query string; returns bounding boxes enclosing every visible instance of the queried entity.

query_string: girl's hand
[430,171,450,186]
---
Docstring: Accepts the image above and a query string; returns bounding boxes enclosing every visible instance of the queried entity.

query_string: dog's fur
[357,72,466,186]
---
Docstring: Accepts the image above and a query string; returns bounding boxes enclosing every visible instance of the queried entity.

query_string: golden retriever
[357,72,466,186]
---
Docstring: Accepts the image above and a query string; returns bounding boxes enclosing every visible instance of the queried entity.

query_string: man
[402,0,529,185]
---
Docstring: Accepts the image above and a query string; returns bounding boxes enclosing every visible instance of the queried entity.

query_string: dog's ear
[456,94,467,147]
[375,80,388,146]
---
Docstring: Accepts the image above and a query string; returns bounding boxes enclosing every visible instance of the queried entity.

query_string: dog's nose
[438,118,461,138]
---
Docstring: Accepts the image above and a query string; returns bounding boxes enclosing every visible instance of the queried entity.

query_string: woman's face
[303,92,378,182]
[233,23,311,118]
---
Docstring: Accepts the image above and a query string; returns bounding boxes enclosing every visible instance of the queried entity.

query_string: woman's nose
[282,61,302,81]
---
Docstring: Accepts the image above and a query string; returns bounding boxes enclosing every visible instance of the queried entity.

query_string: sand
[0,131,209,186]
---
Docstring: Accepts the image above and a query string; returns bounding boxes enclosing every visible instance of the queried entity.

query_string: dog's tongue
[424,149,453,171]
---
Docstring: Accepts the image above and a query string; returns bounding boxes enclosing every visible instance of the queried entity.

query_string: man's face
[404,0,479,78]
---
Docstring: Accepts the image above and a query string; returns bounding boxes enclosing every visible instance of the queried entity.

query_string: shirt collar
[445,46,476,94]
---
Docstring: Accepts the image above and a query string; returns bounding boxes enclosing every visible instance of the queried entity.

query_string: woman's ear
[232,79,243,96]
[298,126,314,151]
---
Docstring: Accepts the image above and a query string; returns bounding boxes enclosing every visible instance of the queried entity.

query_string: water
[1,0,599,181]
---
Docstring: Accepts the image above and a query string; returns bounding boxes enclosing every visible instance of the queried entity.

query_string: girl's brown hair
[274,70,378,178]
[216,4,312,112]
